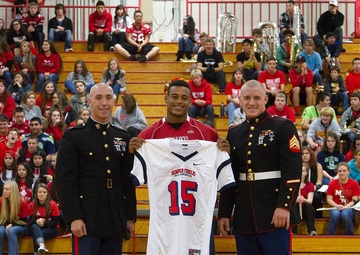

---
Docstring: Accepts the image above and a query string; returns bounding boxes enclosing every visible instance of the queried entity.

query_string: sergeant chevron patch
[288,134,300,152]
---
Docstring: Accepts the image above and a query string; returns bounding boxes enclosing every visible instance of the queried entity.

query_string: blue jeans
[328,208,354,235]
[225,102,238,125]
[313,72,323,85]
[48,28,72,50]
[244,69,261,81]
[0,225,27,255]
[188,105,214,122]
[36,73,59,92]
[235,228,290,255]
[1,70,13,86]
[178,37,195,53]
[330,92,349,112]
[65,80,95,94]
[29,224,58,251]
[31,29,44,50]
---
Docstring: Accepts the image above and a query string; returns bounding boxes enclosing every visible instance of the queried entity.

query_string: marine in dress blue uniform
[56,83,136,255]
[218,80,301,255]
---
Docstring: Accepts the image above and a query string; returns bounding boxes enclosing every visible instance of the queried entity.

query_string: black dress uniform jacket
[218,111,302,233]
[56,117,136,237]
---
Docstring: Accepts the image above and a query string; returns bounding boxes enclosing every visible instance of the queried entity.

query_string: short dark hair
[283,29,295,36]
[287,0,295,4]
[0,114,8,123]
[167,80,191,96]
[134,10,143,17]
[315,92,329,104]
[27,135,39,142]
[353,57,360,65]
[242,38,253,46]
[30,117,42,125]
[326,32,335,39]
[266,56,277,63]
[350,92,360,101]
[13,106,24,115]
[252,28,262,36]
[96,1,105,7]
[329,66,340,73]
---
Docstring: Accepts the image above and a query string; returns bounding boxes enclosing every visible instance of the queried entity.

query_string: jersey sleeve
[130,150,147,186]
[216,150,236,192]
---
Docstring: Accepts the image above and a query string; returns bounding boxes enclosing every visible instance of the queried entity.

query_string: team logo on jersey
[114,138,126,152]
[288,134,300,152]
[189,249,201,255]
[187,130,195,134]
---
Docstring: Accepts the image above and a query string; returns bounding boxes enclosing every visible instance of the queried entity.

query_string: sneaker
[65,48,73,52]
[129,55,137,61]
[139,55,147,62]
[309,231,318,236]
[110,46,115,52]
[38,244,48,255]
[120,86,126,93]
[341,48,346,52]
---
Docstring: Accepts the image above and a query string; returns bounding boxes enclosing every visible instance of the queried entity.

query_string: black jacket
[56,117,136,237]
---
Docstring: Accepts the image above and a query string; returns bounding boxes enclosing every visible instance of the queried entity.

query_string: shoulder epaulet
[269,115,287,122]
[70,123,86,130]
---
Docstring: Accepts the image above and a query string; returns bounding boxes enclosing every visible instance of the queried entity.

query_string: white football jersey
[131,139,236,255]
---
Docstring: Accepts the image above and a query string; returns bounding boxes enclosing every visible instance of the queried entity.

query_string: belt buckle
[107,179,112,188]
[247,173,255,181]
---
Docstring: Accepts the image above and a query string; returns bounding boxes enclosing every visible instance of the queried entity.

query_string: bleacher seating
[10,40,360,254]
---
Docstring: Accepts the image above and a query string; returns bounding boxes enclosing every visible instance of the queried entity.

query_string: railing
[186,0,357,40]
[0,3,140,41]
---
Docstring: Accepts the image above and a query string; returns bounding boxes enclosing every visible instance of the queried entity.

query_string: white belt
[239,171,281,181]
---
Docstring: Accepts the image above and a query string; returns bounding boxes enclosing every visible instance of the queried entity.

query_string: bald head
[240,80,266,96]
[88,83,115,123]
[239,80,268,119]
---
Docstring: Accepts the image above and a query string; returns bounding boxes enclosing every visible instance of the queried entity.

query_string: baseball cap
[295,55,306,62]
[329,0,338,6]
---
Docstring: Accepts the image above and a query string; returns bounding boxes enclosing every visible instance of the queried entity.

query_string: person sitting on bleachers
[236,38,262,81]
[9,107,31,137]
[20,91,42,122]
[35,81,55,121]
[42,108,66,151]
[8,72,32,105]
[301,92,335,131]
[187,69,214,127]
[35,40,62,92]
[6,19,37,56]
[102,58,126,100]
[18,135,41,163]
[0,38,15,87]
[69,81,90,113]
[52,92,78,127]
[176,15,200,61]
[112,93,147,137]
[110,5,132,51]
[306,106,341,154]
[64,60,95,94]
[297,38,323,88]
[339,92,360,144]
[87,1,112,52]
[289,55,314,115]
[14,41,36,85]
[345,58,360,95]
[193,32,207,60]
[16,162,34,203]
[313,0,344,51]
[276,29,302,74]
[252,28,270,69]
[326,162,360,235]
[267,92,296,123]
[258,56,286,107]
[114,10,160,62]
[323,66,348,114]
[348,148,360,185]
[292,165,318,236]
[345,135,360,162]
[0,79,16,121]
[196,38,226,92]
[48,3,74,52]
[317,131,344,185]
[21,1,44,50]
[319,32,341,79]
[225,68,245,127]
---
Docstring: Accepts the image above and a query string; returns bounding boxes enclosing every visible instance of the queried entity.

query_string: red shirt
[327,178,360,205]
[45,125,63,141]
[35,96,51,116]
[139,117,218,142]
[0,95,16,121]
[36,53,61,74]
[22,12,45,28]
[300,182,315,198]
[267,105,296,123]
[88,10,112,33]
[345,70,360,95]
[225,82,243,105]
[0,51,14,69]
[28,200,60,219]
[289,68,314,89]
[188,78,213,106]
[10,121,31,136]
[0,197,28,219]
[126,23,152,44]
[18,181,33,204]
[258,70,286,91]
